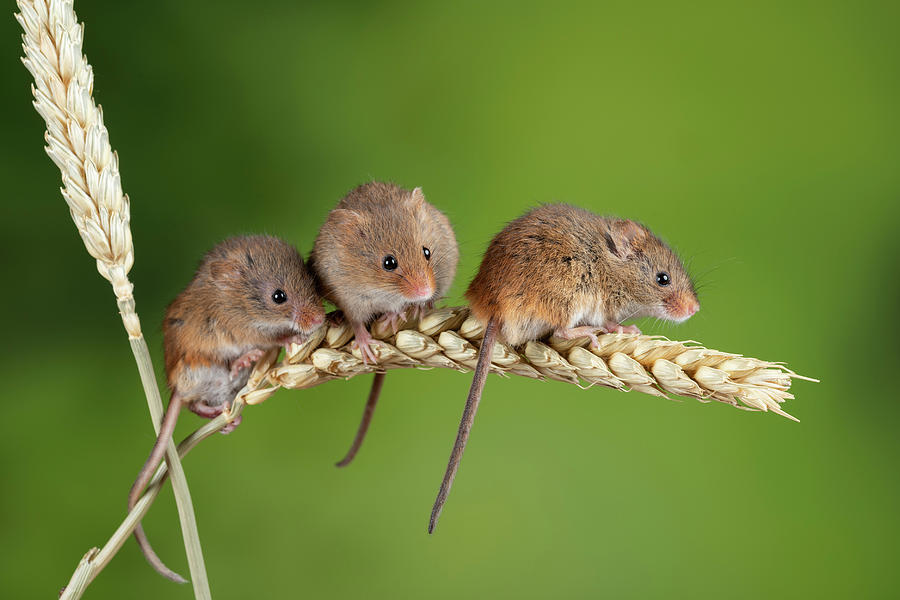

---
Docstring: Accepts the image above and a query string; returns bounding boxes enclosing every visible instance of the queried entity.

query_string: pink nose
[410,284,433,299]
[297,309,325,330]
[402,278,435,301]
[686,298,700,317]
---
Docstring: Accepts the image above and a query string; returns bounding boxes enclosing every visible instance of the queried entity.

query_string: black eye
[272,289,287,304]
[423,246,431,260]
[656,272,671,286]
[382,255,398,271]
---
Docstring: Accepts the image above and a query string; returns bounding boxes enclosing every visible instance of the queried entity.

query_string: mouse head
[208,236,325,339]
[604,220,699,323]
[331,184,458,305]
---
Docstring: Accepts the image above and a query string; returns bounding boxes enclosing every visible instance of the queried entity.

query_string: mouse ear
[207,257,242,286]
[606,219,648,259]
[408,187,426,209]
[331,209,364,231]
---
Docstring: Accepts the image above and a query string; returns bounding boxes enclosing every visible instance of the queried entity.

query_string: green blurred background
[2,0,898,598]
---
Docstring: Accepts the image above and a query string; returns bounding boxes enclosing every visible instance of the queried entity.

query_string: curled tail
[428,317,499,534]
[128,395,187,584]
[336,371,386,468]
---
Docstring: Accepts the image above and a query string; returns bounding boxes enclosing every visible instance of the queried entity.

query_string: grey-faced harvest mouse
[309,182,458,467]
[428,203,699,533]
[129,235,325,582]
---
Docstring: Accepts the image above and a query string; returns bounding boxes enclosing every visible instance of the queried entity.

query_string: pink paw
[218,415,242,434]
[553,326,600,348]
[377,310,407,334]
[601,322,641,335]
[281,333,311,352]
[410,301,433,322]
[353,325,379,365]
[190,401,223,419]
[230,348,266,379]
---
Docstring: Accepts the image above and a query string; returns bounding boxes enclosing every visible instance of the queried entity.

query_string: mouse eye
[656,272,671,286]
[272,289,287,304]
[423,246,431,261]
[382,255,398,271]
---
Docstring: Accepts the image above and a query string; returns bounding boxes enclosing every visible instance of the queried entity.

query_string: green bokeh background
[2,1,898,598]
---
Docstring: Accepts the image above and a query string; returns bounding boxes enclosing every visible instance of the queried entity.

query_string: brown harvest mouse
[428,203,699,533]
[129,235,325,582]
[309,182,458,467]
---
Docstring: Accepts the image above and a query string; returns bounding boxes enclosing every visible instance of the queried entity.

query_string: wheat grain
[110,307,816,594]
[16,0,138,334]
[15,1,211,597]
[256,307,816,421]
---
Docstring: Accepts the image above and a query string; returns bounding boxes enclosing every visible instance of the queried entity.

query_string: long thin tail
[128,394,188,584]
[428,317,498,534]
[336,371,386,468]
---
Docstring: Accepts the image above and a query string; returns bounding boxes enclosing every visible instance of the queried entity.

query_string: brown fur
[309,182,459,468]
[164,235,325,408]
[428,204,699,533]
[466,204,698,345]
[309,182,459,325]
[134,235,325,583]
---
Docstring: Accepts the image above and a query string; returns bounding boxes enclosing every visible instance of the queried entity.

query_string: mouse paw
[230,348,266,379]
[190,401,223,419]
[192,401,243,432]
[218,414,243,434]
[219,405,243,434]
[601,322,641,335]
[375,310,407,334]
[352,325,379,365]
[281,333,310,352]
[410,301,433,323]
[554,326,600,347]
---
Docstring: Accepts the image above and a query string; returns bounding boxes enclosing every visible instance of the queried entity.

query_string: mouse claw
[358,342,379,365]
[352,324,379,365]
[554,326,599,347]
[390,310,407,333]
[410,301,433,323]
[229,348,266,379]
[190,400,223,419]
[601,322,641,335]
[375,310,407,335]
[218,414,242,434]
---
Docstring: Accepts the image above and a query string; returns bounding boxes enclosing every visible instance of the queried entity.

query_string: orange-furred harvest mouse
[130,235,325,582]
[309,182,458,467]
[428,204,699,533]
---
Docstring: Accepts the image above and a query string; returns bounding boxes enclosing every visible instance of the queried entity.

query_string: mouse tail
[128,393,188,584]
[335,371,386,468]
[428,316,499,534]
[133,524,188,584]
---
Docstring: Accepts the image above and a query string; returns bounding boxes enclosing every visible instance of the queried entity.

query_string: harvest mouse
[428,204,699,533]
[129,235,325,582]
[309,182,458,467]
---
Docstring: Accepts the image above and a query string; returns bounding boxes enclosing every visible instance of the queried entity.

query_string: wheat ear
[15,1,211,597]
[264,307,816,419]
[116,307,817,560]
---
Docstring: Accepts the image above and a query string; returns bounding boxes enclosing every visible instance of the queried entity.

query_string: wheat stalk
[14,1,211,597]
[115,307,815,562]
[94,308,814,591]
[264,307,816,420]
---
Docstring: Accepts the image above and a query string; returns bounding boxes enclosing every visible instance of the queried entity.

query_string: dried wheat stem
[15,1,210,597]
[265,307,816,421]
[111,307,815,583]
[83,351,281,584]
